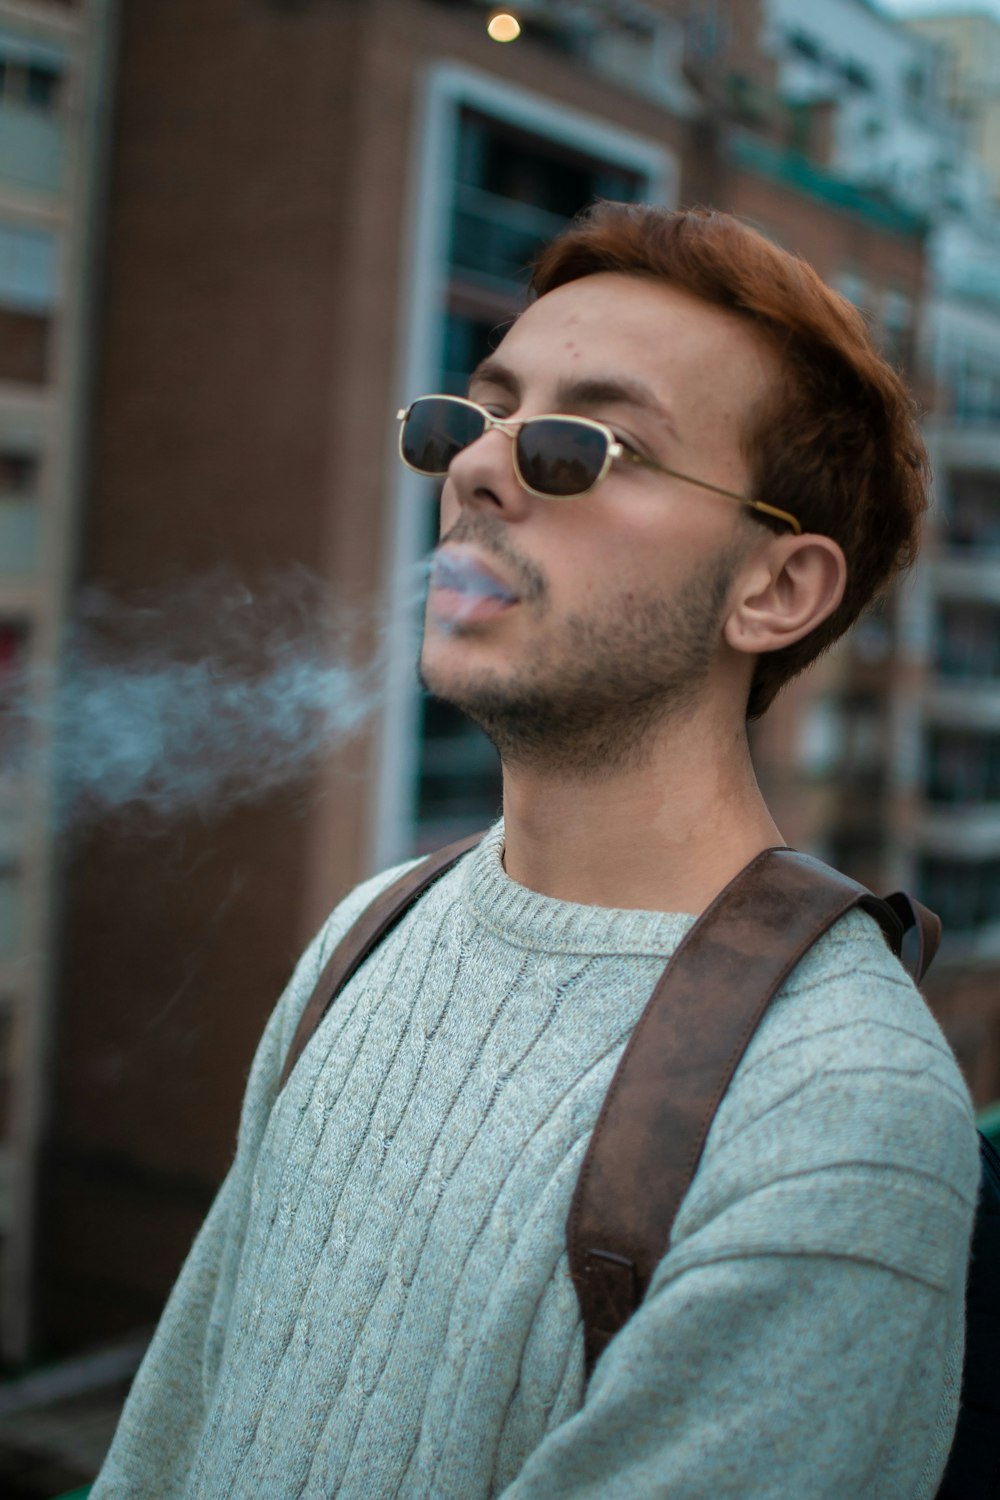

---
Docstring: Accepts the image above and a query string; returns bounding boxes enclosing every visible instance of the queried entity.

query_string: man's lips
[431,547,519,601]
[428,547,520,625]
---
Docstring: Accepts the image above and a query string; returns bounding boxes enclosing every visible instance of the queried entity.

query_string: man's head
[416,204,927,770]
[528,203,929,719]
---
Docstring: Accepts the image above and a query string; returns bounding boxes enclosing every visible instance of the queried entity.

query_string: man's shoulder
[269,854,427,1061]
[698,905,976,1202]
[762,904,956,1067]
[313,854,427,968]
[735,904,974,1124]
[671,906,980,1289]
[276,836,485,1041]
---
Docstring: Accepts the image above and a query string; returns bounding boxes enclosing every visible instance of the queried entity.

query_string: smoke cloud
[0,564,429,830]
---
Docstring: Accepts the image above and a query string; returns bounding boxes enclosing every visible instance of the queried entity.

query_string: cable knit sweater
[94,822,979,1499]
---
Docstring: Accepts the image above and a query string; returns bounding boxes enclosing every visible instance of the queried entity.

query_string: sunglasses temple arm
[638,456,801,535]
[748,499,802,534]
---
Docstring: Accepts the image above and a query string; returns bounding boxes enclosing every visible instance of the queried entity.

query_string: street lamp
[487,10,522,42]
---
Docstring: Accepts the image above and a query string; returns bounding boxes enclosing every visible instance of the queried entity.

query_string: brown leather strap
[277,831,481,1091]
[882,890,941,983]
[566,846,918,1375]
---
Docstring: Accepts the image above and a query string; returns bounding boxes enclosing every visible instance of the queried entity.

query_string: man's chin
[419,650,487,710]
[418,639,513,726]
[420,619,498,683]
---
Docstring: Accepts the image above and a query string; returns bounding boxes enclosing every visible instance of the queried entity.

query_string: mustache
[436,515,547,605]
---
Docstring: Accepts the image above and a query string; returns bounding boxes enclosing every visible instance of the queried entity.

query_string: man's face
[419,272,780,775]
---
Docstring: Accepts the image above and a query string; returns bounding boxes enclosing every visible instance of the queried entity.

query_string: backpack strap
[277,831,481,1091]
[882,889,942,983]
[567,845,924,1376]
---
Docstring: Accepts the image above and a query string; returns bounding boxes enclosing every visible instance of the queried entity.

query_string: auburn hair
[530,203,929,719]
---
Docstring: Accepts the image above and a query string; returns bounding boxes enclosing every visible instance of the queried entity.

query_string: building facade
[0,0,115,1361]
[908,267,1000,1100]
[905,7,1000,206]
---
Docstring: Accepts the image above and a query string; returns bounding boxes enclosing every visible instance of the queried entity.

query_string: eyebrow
[468,357,680,441]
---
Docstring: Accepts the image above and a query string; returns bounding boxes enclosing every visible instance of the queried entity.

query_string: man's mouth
[428,547,520,626]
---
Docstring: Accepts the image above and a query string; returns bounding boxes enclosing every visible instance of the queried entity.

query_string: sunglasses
[396,394,801,534]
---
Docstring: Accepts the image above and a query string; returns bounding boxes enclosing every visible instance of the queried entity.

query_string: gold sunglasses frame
[396,394,801,535]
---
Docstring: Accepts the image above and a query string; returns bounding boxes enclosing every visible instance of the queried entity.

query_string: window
[24,63,61,111]
[414,106,647,845]
[903,64,929,109]
[0,868,21,960]
[0,450,39,494]
[833,268,867,311]
[796,699,843,778]
[0,448,41,575]
[880,289,913,367]
[926,728,1000,805]
[945,470,1000,548]
[839,693,886,794]
[917,856,1000,934]
[684,1,723,65]
[0,223,58,313]
[787,30,822,63]
[0,623,29,771]
[0,42,65,114]
[842,60,872,92]
[450,111,641,293]
[935,600,1000,680]
[0,1006,13,1140]
[954,361,1000,425]
[852,596,893,664]
[829,828,885,890]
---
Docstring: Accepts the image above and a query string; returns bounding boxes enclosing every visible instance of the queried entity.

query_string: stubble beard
[420,544,743,781]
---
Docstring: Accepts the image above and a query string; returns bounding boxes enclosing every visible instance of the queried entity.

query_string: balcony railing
[918,805,1000,855]
[928,683,1000,728]
[449,183,569,292]
[932,555,1000,597]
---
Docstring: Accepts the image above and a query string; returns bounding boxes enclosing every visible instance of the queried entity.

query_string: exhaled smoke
[0,564,429,830]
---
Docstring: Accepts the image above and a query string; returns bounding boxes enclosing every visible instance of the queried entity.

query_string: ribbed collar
[461,820,696,958]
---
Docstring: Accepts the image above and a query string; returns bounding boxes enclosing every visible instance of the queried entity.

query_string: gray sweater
[93,822,980,1498]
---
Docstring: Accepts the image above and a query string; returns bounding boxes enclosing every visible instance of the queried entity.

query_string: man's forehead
[488,273,777,423]
[470,354,681,439]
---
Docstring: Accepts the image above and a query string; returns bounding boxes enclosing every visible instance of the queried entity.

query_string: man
[93,205,979,1498]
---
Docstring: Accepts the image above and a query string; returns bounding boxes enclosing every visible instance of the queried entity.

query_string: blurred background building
[0,0,998,1488]
[0,0,114,1367]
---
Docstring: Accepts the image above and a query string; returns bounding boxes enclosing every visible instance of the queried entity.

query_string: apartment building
[905,7,1000,205]
[0,0,114,1361]
[908,260,1000,1099]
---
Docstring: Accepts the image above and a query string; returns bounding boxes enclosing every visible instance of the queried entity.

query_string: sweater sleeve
[501,924,981,1500]
[91,857,420,1499]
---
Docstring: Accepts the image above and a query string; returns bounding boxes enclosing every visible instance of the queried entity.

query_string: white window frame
[369,62,676,869]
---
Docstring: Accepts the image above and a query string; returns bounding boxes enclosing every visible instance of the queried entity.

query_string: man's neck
[499,709,783,916]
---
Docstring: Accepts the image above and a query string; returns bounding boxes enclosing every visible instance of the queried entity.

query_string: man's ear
[723,533,847,657]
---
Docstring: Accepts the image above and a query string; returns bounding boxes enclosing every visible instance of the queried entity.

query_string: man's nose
[446,424,533,518]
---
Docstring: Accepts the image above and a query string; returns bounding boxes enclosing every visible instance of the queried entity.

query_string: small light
[487,10,521,42]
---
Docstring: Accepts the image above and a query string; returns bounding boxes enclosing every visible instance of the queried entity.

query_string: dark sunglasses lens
[402,398,485,474]
[516,418,608,496]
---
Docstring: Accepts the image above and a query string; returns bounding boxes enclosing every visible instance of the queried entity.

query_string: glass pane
[0,224,58,313]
